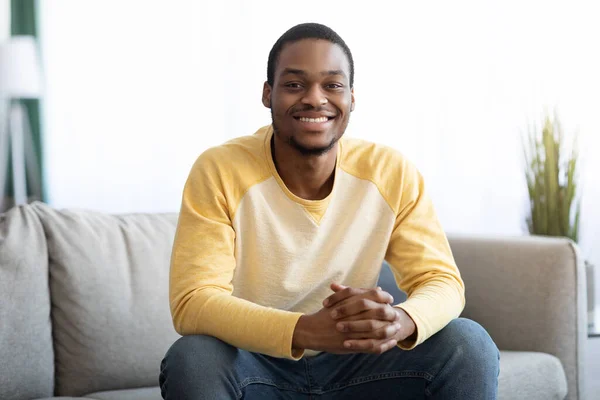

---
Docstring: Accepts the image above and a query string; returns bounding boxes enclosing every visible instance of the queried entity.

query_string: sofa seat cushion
[85,387,161,400]
[32,203,180,396]
[499,351,567,400]
[34,397,95,399]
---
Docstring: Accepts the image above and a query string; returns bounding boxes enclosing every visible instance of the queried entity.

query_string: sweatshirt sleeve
[169,149,304,359]
[385,160,465,350]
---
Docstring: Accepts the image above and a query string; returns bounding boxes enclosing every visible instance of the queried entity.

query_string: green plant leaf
[522,112,580,242]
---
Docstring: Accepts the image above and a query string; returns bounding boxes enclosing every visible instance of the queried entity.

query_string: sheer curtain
[38,0,600,293]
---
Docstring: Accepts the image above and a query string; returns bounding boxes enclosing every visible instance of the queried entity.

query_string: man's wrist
[292,314,311,350]
[394,307,417,339]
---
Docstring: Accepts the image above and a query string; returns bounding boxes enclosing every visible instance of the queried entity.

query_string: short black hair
[267,23,354,88]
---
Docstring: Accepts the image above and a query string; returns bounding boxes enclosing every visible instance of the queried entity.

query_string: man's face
[263,39,355,156]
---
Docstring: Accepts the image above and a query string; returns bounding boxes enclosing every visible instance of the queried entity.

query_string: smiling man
[160,23,500,399]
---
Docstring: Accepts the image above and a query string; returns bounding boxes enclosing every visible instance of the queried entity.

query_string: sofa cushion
[34,353,570,400]
[0,205,54,400]
[499,350,567,400]
[85,387,161,400]
[33,203,180,396]
[33,398,94,399]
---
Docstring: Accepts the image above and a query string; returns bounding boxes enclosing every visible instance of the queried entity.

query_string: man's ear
[350,87,355,112]
[262,82,272,108]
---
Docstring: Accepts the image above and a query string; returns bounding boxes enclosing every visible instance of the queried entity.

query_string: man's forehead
[276,39,350,76]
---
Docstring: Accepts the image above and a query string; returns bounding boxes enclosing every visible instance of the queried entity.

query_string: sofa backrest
[0,205,55,400]
[450,235,586,400]
[32,202,180,396]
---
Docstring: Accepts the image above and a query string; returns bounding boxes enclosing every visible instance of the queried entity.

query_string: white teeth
[298,117,329,123]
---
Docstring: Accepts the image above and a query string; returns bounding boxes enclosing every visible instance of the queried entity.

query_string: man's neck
[271,134,337,201]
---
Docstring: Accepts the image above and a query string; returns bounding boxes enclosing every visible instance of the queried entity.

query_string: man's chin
[289,136,338,156]
[272,119,341,156]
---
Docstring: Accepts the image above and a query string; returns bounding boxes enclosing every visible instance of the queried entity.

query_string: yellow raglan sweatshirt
[170,125,465,360]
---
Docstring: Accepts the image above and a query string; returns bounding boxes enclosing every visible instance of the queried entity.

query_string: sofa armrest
[448,235,586,400]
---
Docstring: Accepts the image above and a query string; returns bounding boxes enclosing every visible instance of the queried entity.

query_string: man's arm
[321,157,464,351]
[170,150,303,359]
[384,159,465,349]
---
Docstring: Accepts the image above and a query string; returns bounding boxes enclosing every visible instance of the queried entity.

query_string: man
[160,23,499,399]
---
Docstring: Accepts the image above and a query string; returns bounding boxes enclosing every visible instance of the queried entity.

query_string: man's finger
[337,319,398,334]
[335,305,399,323]
[331,298,380,319]
[334,287,393,306]
[330,283,346,292]
[331,293,395,320]
[368,287,394,305]
[343,338,398,354]
[323,286,394,309]
[337,319,386,333]
[352,322,400,340]
[323,286,363,308]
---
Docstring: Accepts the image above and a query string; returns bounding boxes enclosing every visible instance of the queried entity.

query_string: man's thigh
[235,350,311,399]
[161,319,498,399]
[306,318,499,399]
[160,335,311,399]
[307,346,430,399]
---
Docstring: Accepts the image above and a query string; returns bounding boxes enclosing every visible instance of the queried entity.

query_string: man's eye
[285,83,302,89]
[326,83,343,89]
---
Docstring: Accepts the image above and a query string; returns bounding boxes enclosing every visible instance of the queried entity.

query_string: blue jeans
[159,318,499,399]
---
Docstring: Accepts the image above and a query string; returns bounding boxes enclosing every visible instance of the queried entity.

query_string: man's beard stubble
[270,108,342,157]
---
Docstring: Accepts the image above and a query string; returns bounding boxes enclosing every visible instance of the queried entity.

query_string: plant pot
[586,260,596,329]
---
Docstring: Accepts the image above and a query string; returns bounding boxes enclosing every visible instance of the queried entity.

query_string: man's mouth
[293,116,335,124]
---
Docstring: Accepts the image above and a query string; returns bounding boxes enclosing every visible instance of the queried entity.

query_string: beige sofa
[0,202,586,399]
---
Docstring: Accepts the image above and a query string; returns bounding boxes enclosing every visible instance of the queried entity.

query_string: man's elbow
[170,292,199,335]
[169,286,228,335]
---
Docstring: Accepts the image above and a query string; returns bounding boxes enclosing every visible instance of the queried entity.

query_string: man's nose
[301,85,327,108]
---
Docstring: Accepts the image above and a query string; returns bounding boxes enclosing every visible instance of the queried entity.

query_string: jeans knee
[163,334,237,373]
[443,318,499,373]
[160,335,241,399]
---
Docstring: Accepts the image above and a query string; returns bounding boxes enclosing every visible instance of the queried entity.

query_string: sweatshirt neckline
[263,125,342,209]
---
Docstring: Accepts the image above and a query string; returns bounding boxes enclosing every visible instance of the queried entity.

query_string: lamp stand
[0,99,41,212]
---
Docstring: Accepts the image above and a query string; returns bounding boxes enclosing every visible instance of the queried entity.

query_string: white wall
[586,335,600,398]
[38,1,600,294]
[38,1,215,213]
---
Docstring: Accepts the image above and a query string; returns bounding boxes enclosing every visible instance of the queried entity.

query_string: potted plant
[523,112,595,328]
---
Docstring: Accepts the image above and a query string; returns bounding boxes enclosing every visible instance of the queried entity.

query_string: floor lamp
[0,36,43,212]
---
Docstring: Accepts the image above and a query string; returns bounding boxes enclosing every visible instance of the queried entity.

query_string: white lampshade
[0,36,43,99]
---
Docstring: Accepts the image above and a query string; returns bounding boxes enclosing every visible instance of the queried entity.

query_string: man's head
[263,23,355,156]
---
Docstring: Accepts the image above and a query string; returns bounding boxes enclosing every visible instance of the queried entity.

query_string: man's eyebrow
[279,68,348,78]
[321,69,347,78]
[280,68,306,77]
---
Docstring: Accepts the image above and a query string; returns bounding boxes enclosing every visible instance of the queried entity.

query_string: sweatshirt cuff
[281,312,305,360]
